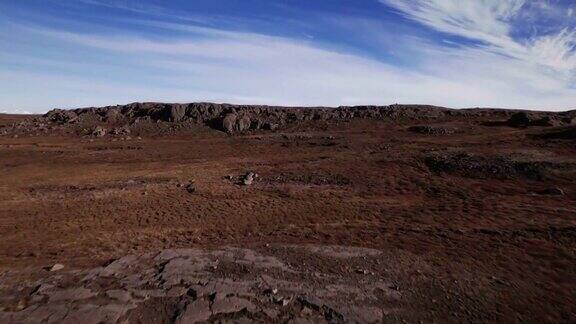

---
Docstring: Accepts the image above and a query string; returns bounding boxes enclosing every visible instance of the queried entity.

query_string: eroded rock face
[0,246,403,323]
[221,113,238,134]
[45,109,77,124]
[221,113,253,134]
[168,105,187,122]
[237,114,251,132]
[39,102,576,136]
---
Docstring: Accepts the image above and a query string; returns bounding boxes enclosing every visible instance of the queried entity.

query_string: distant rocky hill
[42,102,576,135]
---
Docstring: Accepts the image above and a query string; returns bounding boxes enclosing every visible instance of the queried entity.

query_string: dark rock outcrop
[45,109,78,124]
[535,125,576,140]
[424,151,573,180]
[168,104,187,122]
[221,112,252,134]
[537,187,565,196]
[41,102,576,135]
[507,112,561,128]
[408,125,456,135]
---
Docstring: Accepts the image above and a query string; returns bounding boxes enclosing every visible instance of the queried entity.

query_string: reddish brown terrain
[0,103,575,323]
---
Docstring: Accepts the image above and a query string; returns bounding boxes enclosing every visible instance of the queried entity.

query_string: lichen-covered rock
[168,105,187,122]
[92,126,107,137]
[44,109,77,123]
[237,114,251,132]
[222,113,238,134]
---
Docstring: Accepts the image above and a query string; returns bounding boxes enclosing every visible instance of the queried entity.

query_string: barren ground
[0,107,575,323]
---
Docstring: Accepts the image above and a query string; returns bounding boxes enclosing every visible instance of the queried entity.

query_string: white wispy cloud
[380,0,576,79]
[1,1,576,112]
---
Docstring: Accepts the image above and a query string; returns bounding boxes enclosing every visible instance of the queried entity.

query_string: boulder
[48,264,65,272]
[243,172,257,185]
[237,115,251,132]
[263,122,279,130]
[185,183,196,194]
[222,113,238,134]
[92,126,107,137]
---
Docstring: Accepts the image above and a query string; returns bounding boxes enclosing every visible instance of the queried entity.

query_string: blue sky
[1,0,575,113]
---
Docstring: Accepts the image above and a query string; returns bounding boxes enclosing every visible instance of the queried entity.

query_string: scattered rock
[408,125,456,135]
[264,288,278,295]
[538,187,565,196]
[92,126,107,137]
[273,295,291,306]
[242,172,257,186]
[110,126,130,136]
[185,183,196,194]
[355,269,371,275]
[47,264,64,272]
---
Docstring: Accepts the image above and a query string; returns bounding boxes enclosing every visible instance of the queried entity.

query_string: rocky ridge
[39,102,576,135]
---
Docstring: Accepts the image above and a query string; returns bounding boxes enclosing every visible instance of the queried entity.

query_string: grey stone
[105,289,132,303]
[92,126,107,137]
[49,264,64,272]
[176,300,211,323]
[48,287,96,302]
[222,113,238,133]
[211,296,256,314]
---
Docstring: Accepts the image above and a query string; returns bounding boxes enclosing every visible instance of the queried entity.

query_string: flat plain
[0,104,575,323]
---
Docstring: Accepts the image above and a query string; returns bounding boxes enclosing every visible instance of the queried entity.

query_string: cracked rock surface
[0,245,409,323]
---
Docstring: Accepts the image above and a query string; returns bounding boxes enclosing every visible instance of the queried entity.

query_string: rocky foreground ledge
[0,245,409,323]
